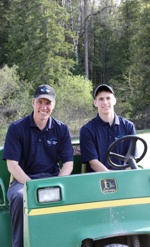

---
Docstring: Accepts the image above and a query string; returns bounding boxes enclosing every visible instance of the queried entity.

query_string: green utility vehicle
[0,135,150,247]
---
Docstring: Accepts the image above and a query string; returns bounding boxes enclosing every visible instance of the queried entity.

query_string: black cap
[94,84,114,98]
[34,85,56,102]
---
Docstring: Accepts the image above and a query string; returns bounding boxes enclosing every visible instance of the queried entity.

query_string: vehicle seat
[0,148,10,204]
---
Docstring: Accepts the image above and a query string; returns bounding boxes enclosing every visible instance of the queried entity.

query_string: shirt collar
[47,117,52,129]
[30,112,36,127]
[96,113,120,126]
[30,112,52,129]
[114,113,120,125]
[96,114,106,125]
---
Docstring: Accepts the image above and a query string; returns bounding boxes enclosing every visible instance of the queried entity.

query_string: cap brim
[34,94,55,102]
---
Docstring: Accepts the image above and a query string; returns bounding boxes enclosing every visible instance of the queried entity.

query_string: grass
[137,129,150,134]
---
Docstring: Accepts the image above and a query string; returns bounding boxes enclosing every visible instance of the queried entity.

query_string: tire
[104,245,129,247]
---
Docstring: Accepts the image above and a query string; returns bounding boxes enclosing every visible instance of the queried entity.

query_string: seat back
[0,148,10,202]
[0,148,12,247]
[59,139,82,174]
[72,141,82,174]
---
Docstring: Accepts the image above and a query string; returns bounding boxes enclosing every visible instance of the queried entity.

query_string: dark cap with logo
[34,85,56,102]
[94,84,114,98]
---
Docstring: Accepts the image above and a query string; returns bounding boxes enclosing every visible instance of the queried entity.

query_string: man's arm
[7,160,31,184]
[58,161,73,176]
[89,159,109,172]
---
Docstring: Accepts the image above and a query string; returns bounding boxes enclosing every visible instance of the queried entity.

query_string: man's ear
[52,101,56,109]
[93,99,98,108]
[32,98,35,107]
[114,96,117,106]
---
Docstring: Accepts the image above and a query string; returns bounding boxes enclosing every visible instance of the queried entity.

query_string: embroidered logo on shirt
[47,138,58,146]
[115,134,124,140]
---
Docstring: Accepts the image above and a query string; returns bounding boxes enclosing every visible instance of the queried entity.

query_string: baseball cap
[34,85,56,102]
[94,84,114,98]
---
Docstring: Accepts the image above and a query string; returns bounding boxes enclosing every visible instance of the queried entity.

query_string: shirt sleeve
[123,119,138,157]
[127,121,136,135]
[2,123,22,162]
[80,125,98,163]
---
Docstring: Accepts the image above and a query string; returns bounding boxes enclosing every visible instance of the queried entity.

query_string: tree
[126,0,150,128]
[1,0,150,130]
[84,0,89,79]
[0,0,10,67]
[6,0,75,86]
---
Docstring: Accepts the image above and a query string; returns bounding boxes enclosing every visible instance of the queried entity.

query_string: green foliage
[119,1,150,128]
[53,75,95,136]
[0,65,32,126]
[0,0,149,131]
[6,0,75,85]
[0,66,94,138]
[0,0,10,66]
[0,126,8,147]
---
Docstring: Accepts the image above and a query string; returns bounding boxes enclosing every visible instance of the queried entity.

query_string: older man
[3,84,73,247]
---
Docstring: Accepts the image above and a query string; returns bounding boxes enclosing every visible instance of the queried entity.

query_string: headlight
[37,186,61,203]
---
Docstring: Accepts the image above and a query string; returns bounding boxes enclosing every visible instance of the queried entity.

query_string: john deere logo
[100,178,117,193]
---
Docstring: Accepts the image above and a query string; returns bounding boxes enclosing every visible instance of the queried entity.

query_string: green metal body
[1,141,150,246]
[0,148,11,247]
[24,169,150,246]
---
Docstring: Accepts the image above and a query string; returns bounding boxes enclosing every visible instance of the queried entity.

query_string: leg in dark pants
[7,173,57,247]
[7,180,24,247]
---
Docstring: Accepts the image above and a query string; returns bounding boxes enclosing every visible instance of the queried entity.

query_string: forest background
[0,0,150,145]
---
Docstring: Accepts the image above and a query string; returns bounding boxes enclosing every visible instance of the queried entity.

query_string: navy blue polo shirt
[80,113,136,171]
[2,113,73,175]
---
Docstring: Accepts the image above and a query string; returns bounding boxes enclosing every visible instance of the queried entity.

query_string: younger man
[80,84,136,172]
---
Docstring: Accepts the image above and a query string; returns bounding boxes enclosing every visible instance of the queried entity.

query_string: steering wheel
[106,135,147,169]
